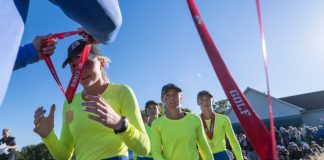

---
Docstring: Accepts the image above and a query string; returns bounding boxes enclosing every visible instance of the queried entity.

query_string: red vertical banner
[187,0,274,159]
[255,0,277,159]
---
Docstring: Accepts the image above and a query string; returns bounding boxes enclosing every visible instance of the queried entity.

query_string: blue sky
[1,0,324,149]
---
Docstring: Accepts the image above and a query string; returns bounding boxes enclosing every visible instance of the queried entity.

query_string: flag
[0,0,30,106]
[187,0,274,159]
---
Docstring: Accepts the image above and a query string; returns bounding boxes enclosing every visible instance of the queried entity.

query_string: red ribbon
[256,0,278,159]
[187,0,274,159]
[201,113,215,140]
[41,31,91,103]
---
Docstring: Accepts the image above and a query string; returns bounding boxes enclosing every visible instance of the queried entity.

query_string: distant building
[226,87,323,132]
[280,90,324,127]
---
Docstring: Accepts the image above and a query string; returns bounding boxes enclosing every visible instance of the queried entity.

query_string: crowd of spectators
[226,125,324,160]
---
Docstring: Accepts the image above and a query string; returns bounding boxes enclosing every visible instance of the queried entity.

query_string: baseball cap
[145,100,158,108]
[145,100,159,114]
[197,90,213,99]
[161,83,182,97]
[62,39,101,68]
[197,90,213,104]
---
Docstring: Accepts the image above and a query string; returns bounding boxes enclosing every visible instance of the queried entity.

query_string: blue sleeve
[14,43,39,71]
[49,0,122,43]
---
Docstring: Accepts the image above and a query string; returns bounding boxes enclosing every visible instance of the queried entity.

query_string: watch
[114,116,128,134]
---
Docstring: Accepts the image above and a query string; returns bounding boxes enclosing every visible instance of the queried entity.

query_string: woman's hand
[82,95,123,130]
[33,104,55,138]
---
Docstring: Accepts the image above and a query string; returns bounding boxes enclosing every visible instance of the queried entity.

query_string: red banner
[187,0,273,159]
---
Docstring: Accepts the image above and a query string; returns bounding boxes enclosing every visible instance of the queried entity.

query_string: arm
[151,121,164,160]
[14,35,56,71]
[13,43,39,70]
[118,85,150,156]
[41,102,74,160]
[7,137,17,150]
[7,146,17,150]
[224,116,243,160]
[49,0,122,43]
[196,118,213,160]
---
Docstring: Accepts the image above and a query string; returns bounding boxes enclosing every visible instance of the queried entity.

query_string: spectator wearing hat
[32,39,150,160]
[0,129,17,160]
[275,128,284,146]
[197,90,243,160]
[277,145,289,160]
[280,127,290,147]
[301,142,315,157]
[310,141,323,154]
[151,83,213,160]
[288,142,303,160]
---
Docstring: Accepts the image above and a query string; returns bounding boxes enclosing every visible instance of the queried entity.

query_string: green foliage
[213,99,230,114]
[181,107,192,113]
[15,143,54,160]
[158,102,165,115]
[154,102,192,114]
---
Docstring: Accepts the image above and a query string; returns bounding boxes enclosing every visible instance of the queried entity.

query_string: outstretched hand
[33,104,55,138]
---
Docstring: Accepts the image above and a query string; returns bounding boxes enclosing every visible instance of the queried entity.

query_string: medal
[66,104,74,123]
[201,112,216,140]
[66,111,74,123]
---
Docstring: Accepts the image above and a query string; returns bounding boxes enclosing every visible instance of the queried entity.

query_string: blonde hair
[96,55,111,83]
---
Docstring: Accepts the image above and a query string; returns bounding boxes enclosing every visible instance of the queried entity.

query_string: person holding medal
[151,83,213,160]
[32,39,150,160]
[197,90,243,160]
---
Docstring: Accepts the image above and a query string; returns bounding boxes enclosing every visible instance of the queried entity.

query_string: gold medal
[66,104,73,123]
[66,110,74,123]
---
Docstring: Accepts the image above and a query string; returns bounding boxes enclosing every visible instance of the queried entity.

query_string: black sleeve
[10,137,16,146]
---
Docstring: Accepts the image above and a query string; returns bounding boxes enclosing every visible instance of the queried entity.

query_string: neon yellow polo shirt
[151,113,213,160]
[134,124,153,159]
[202,113,243,160]
[42,84,150,160]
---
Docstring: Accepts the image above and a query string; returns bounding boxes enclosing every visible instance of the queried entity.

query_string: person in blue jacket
[14,34,56,71]
[14,0,122,70]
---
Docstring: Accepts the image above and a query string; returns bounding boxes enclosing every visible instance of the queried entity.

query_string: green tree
[15,143,54,160]
[158,103,192,114]
[213,99,230,114]
[181,107,192,113]
[158,102,165,115]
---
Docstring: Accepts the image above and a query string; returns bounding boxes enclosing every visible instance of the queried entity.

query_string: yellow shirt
[151,113,213,160]
[134,124,153,159]
[202,113,243,160]
[42,84,150,160]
